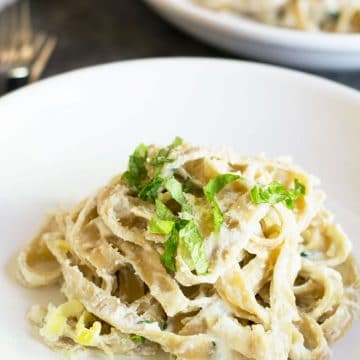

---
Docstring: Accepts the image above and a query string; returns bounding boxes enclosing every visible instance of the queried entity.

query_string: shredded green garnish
[204,174,242,232]
[160,220,208,275]
[179,220,209,275]
[138,175,164,201]
[149,218,174,235]
[124,138,212,276]
[165,176,192,214]
[130,334,145,344]
[150,200,176,235]
[250,178,306,210]
[155,198,176,221]
[150,136,183,171]
[160,227,179,272]
[123,137,182,199]
[160,176,207,273]
[122,144,148,192]
[153,196,207,274]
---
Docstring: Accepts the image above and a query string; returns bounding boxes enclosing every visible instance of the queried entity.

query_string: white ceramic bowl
[0,58,359,359]
[144,0,360,70]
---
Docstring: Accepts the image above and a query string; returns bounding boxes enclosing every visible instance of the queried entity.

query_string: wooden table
[29,0,360,90]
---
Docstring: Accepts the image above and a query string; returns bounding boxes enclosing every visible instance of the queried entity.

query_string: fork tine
[29,35,57,83]
[7,2,19,64]
[0,5,10,64]
[19,0,32,48]
[19,0,34,62]
[0,0,56,89]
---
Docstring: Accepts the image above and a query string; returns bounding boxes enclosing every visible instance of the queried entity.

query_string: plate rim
[0,57,359,108]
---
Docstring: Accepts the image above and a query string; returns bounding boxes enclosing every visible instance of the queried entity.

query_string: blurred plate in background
[144,0,360,70]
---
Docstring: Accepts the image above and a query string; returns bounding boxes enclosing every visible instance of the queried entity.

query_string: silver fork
[0,1,56,92]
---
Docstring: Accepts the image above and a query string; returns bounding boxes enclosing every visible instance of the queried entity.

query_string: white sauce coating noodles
[194,0,360,33]
[16,141,360,359]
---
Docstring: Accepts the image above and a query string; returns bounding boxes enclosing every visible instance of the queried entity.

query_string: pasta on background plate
[17,138,360,359]
[195,0,360,33]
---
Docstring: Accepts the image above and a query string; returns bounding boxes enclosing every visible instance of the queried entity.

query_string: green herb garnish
[160,227,179,272]
[122,144,148,192]
[153,196,207,274]
[125,139,210,275]
[150,137,183,171]
[149,218,174,235]
[179,220,208,275]
[155,198,176,221]
[130,334,145,345]
[250,178,305,210]
[204,174,242,232]
[165,176,192,214]
[123,137,182,199]
[138,175,164,201]
[150,200,176,235]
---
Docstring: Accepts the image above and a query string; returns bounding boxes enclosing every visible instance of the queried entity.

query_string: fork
[0,0,56,92]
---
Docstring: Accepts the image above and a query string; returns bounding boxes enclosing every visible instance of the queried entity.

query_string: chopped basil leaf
[250,179,306,210]
[179,220,208,275]
[149,218,174,235]
[293,179,306,197]
[165,176,192,214]
[160,227,179,272]
[122,144,148,192]
[204,174,242,196]
[155,198,176,221]
[130,334,145,344]
[150,137,183,170]
[250,181,287,205]
[138,175,164,201]
[150,200,176,236]
[160,321,167,330]
[204,174,242,232]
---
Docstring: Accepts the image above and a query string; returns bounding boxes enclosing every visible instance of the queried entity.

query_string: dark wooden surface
[27,0,360,90]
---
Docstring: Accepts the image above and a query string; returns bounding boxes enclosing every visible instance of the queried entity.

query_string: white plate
[144,0,360,70]
[0,58,359,359]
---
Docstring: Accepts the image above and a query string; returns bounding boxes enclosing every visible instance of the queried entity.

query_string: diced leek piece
[59,299,84,318]
[43,308,67,337]
[40,300,85,341]
[75,311,102,346]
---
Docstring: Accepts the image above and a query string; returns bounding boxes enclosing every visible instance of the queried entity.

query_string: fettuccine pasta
[194,0,360,33]
[17,138,360,359]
